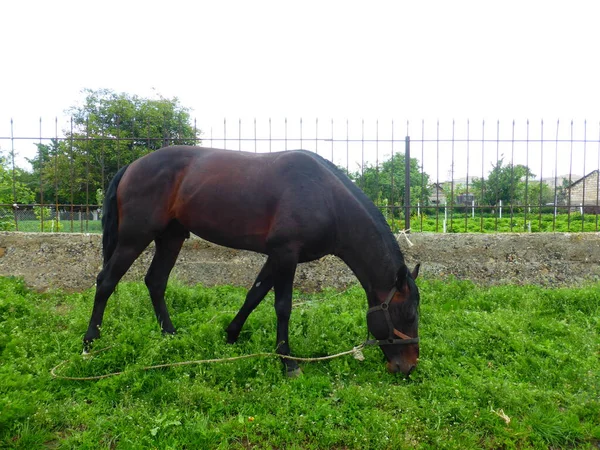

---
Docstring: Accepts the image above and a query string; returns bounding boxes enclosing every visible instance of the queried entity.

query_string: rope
[396,228,414,247]
[50,344,367,381]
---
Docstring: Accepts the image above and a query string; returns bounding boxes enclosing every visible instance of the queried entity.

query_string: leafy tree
[0,152,35,205]
[350,153,431,216]
[526,179,555,209]
[471,158,553,208]
[27,89,200,205]
[23,140,63,205]
[556,178,572,206]
[0,151,35,230]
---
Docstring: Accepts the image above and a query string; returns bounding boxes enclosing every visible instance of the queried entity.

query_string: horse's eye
[403,308,418,324]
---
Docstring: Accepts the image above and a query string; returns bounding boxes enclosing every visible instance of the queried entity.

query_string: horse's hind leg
[83,239,150,352]
[270,249,301,376]
[226,257,274,343]
[144,221,189,335]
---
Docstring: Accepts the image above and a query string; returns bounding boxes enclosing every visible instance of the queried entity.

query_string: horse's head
[366,263,420,376]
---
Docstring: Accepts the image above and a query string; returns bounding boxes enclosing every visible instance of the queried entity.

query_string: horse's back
[117,146,348,258]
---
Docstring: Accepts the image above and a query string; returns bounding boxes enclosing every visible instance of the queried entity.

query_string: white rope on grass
[50,344,366,381]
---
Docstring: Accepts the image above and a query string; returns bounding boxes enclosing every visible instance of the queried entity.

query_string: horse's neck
[336,220,401,304]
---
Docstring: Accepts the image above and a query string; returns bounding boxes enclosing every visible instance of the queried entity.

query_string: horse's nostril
[387,361,417,376]
[386,361,399,373]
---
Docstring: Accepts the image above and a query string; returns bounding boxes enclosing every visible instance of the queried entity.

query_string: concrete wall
[0,231,599,292]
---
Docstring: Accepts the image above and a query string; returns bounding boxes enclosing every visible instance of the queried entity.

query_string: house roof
[542,174,580,188]
[567,170,599,189]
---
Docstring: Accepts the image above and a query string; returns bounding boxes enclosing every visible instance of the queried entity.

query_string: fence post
[404,136,411,232]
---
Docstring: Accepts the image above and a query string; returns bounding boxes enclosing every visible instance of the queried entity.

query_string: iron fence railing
[2,118,599,233]
[0,204,101,233]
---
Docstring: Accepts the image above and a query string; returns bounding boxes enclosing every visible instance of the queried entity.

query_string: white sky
[2,0,600,180]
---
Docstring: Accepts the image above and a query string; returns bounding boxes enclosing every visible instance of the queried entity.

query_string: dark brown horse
[83,146,421,376]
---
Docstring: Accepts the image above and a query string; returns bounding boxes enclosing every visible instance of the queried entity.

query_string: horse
[83,146,421,376]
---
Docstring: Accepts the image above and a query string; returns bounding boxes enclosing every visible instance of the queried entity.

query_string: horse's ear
[395,265,409,289]
[412,263,421,280]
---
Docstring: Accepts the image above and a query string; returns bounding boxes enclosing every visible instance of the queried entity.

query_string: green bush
[32,206,63,232]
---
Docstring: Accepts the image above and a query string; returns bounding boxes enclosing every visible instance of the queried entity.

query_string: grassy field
[398,212,600,233]
[10,220,103,234]
[8,212,600,234]
[0,277,599,449]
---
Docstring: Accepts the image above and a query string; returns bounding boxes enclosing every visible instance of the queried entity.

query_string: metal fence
[2,118,600,233]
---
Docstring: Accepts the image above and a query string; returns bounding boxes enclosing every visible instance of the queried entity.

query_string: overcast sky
[2,0,600,178]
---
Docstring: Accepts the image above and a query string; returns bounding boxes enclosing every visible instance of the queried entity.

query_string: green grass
[398,212,600,233]
[1,277,599,449]
[10,220,103,233]
[7,212,600,234]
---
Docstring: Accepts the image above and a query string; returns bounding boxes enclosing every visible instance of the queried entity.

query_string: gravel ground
[1,231,599,292]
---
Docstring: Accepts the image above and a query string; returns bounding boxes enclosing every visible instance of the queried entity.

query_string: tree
[27,89,200,205]
[0,152,35,205]
[471,158,553,208]
[23,139,63,205]
[0,151,35,230]
[350,153,431,216]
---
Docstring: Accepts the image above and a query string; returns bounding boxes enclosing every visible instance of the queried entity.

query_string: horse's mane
[296,150,404,261]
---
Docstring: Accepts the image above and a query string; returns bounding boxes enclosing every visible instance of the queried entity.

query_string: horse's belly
[174,173,335,257]
[177,205,271,254]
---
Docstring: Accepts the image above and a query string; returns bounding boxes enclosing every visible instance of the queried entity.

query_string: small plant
[0,207,15,231]
[96,188,104,207]
[33,206,62,232]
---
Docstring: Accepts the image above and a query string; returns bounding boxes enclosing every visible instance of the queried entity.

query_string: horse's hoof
[82,340,93,356]
[225,326,240,344]
[226,332,240,344]
[286,367,303,378]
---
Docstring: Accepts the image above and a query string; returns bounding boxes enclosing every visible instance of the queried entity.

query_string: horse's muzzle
[386,360,417,377]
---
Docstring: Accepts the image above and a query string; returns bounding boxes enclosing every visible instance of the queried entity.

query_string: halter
[365,286,419,347]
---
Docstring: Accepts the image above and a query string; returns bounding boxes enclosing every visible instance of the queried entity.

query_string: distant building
[456,193,475,205]
[428,183,446,205]
[542,174,580,190]
[566,170,600,211]
[437,179,473,205]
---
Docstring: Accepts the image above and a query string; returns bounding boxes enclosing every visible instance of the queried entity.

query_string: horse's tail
[101,164,130,266]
